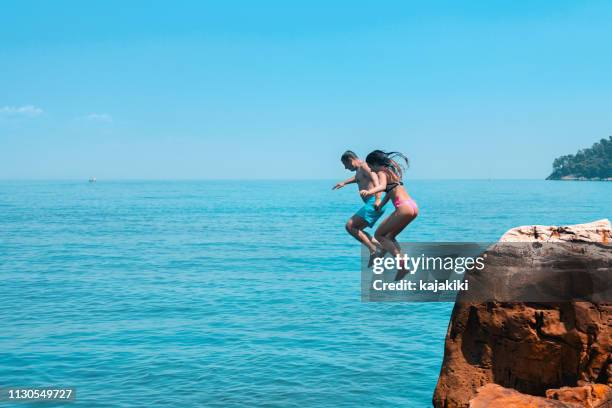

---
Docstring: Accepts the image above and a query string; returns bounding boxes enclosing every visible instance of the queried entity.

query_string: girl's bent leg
[374,214,401,257]
[375,208,417,280]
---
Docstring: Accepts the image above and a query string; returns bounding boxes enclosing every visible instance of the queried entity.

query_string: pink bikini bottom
[393,197,418,212]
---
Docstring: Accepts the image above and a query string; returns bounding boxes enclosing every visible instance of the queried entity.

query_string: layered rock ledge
[433,219,612,408]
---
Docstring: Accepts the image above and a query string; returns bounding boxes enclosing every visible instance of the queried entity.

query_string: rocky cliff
[433,219,612,408]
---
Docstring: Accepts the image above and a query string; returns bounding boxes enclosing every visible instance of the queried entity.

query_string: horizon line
[0,177,550,182]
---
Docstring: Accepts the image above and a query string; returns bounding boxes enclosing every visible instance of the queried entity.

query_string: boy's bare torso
[355,164,377,199]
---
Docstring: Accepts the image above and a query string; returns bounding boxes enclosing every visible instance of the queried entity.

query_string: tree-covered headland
[547,137,611,180]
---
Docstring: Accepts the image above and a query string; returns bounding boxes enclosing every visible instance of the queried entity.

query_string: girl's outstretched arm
[370,171,383,206]
[360,171,387,197]
[375,192,391,211]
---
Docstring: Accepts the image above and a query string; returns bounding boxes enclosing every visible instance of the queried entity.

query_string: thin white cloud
[85,113,113,122]
[0,105,44,117]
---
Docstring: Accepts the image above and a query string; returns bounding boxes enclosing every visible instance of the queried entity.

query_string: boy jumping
[332,150,384,265]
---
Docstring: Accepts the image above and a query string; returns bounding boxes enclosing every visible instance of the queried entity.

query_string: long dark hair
[365,150,409,180]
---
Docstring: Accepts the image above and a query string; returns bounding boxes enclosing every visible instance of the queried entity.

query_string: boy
[332,150,384,265]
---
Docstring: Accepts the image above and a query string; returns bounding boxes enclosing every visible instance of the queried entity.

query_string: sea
[0,180,610,407]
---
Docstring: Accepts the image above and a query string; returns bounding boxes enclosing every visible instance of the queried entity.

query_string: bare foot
[394,267,410,281]
[394,259,410,281]
[368,247,385,268]
[367,250,379,268]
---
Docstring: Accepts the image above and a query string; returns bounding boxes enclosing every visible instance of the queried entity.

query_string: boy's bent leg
[345,215,378,254]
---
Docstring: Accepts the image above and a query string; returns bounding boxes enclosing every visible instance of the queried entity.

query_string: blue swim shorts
[355,196,384,227]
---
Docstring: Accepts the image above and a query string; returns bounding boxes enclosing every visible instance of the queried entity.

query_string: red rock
[469,384,573,407]
[546,384,612,407]
[433,220,612,408]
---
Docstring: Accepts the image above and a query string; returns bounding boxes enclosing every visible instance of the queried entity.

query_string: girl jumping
[359,150,418,280]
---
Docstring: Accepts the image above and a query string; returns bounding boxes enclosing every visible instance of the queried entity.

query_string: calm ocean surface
[0,180,610,407]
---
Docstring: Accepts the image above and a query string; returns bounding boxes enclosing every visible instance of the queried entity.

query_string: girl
[359,150,418,280]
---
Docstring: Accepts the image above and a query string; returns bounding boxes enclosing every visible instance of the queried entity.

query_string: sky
[1,0,611,180]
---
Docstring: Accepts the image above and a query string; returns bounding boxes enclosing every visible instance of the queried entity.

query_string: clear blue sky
[1,0,611,179]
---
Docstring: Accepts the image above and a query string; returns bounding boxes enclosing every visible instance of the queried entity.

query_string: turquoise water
[0,180,610,407]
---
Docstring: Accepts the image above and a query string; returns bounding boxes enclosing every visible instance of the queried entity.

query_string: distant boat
[89,177,97,183]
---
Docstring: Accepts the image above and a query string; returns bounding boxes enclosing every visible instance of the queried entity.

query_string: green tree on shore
[547,137,612,180]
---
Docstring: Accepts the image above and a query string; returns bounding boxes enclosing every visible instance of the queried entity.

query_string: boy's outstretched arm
[332,176,356,190]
